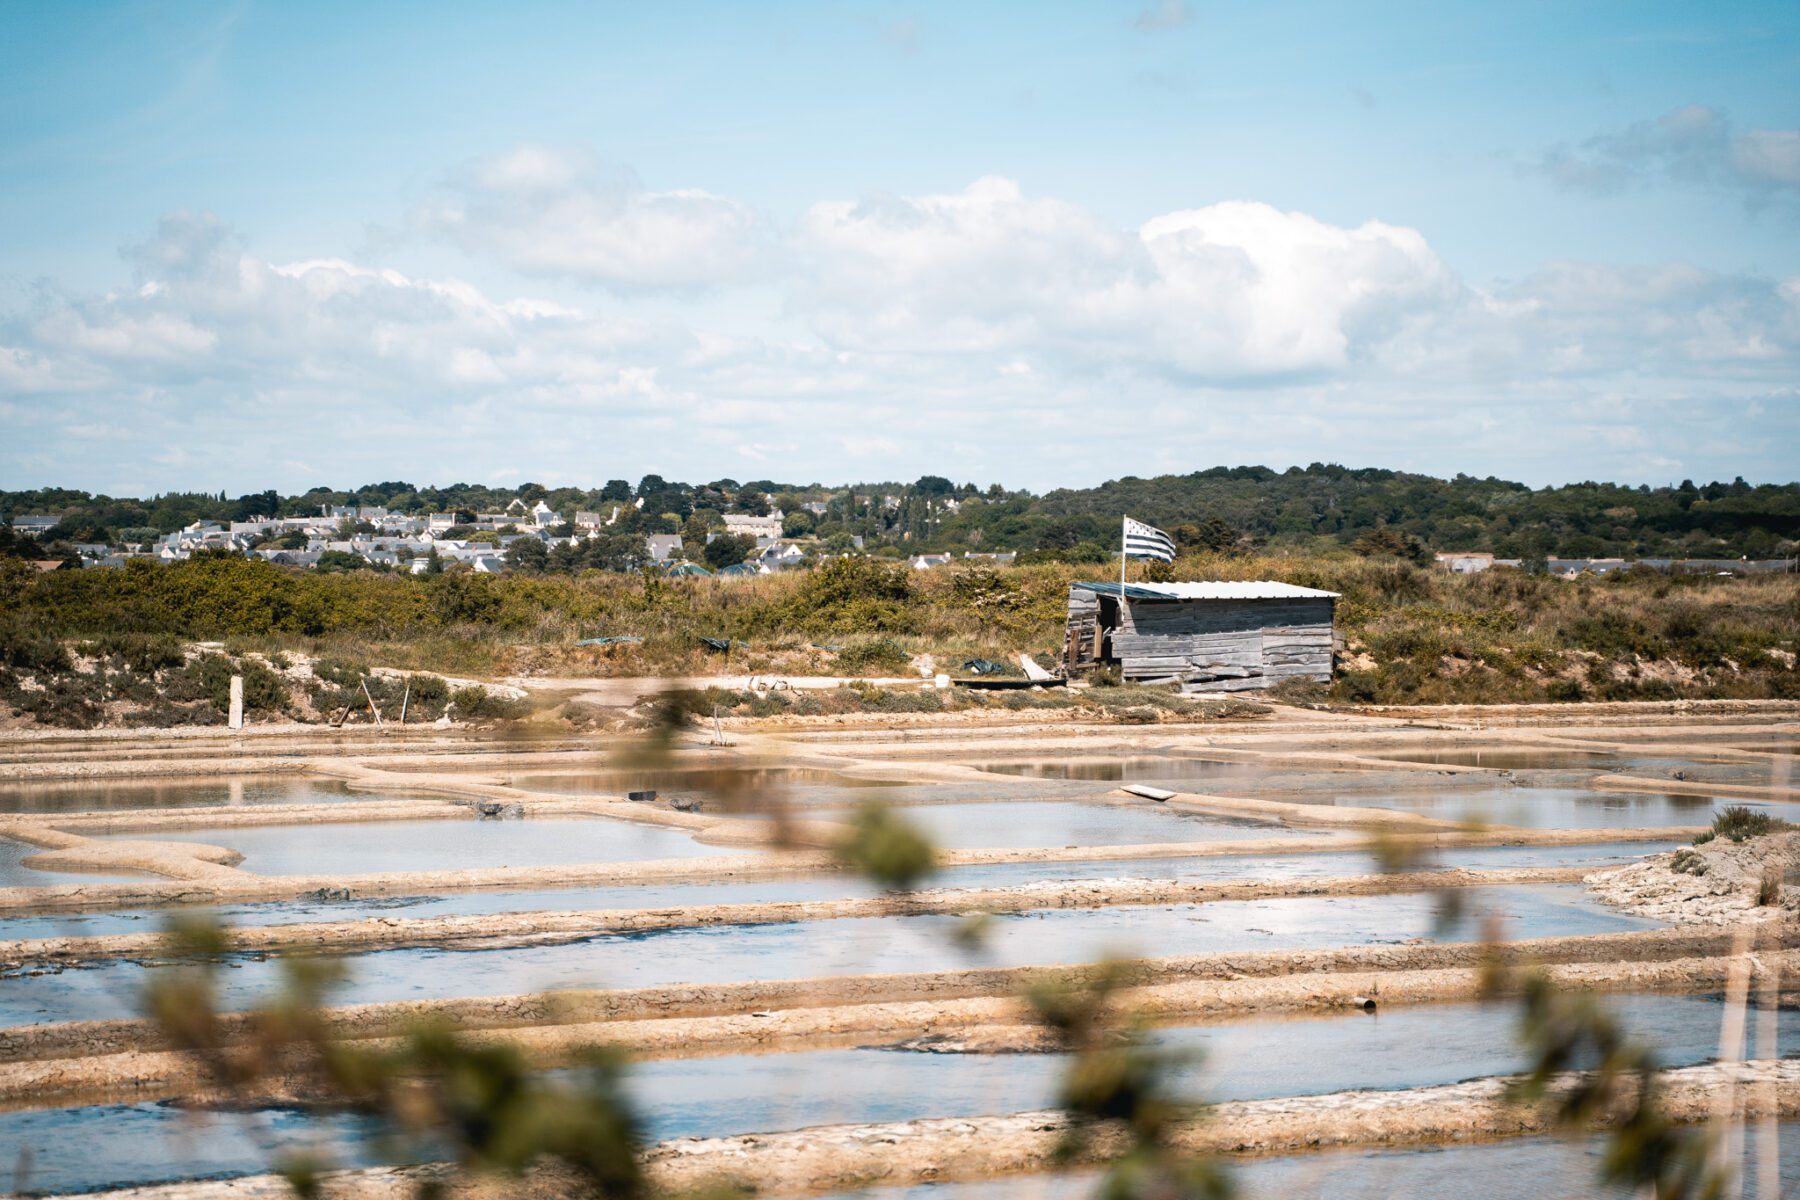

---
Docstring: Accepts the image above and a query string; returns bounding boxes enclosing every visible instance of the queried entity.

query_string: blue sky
[2,0,1797,495]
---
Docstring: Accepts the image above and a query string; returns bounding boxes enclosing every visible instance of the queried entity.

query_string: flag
[1122,517,1176,562]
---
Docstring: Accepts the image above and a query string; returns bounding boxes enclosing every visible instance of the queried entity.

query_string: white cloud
[1539,105,1800,205]
[797,178,1460,377]
[3,184,1799,493]
[419,146,768,290]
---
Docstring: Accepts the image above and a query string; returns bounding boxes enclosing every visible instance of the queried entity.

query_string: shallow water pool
[1364,749,1633,771]
[0,777,365,815]
[1,993,1787,1195]
[0,884,1656,1026]
[510,767,899,797]
[1328,785,1797,829]
[93,817,731,877]
[964,756,1266,783]
[0,838,1677,942]
[817,799,1301,849]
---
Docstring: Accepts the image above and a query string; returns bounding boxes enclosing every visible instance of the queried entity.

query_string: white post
[227,675,244,730]
[1119,516,1128,595]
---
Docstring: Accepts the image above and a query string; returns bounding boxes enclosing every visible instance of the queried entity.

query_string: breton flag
[1122,516,1176,562]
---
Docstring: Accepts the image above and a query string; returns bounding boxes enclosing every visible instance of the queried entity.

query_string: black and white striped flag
[1122,517,1176,562]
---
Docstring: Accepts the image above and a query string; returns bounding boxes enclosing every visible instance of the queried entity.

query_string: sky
[2,0,1797,497]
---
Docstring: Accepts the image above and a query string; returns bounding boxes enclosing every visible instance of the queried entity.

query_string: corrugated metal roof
[1073,581,1339,601]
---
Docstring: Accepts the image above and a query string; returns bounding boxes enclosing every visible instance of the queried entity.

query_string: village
[8,500,1792,581]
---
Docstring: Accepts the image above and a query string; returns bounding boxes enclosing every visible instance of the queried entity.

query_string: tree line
[4,465,1797,563]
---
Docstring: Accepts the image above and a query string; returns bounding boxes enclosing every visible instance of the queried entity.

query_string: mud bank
[61,1058,1800,1200]
[3,927,1776,1065]
[1593,773,1798,802]
[1587,830,1799,926]
[0,865,1599,964]
[7,948,1795,1109]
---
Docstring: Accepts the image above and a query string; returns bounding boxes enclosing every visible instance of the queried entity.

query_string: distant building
[9,515,60,536]
[909,553,954,570]
[756,542,807,570]
[1545,558,1631,578]
[1433,552,1523,574]
[645,534,684,563]
[723,513,783,539]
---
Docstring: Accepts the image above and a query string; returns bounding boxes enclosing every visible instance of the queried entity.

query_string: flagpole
[1119,516,1128,595]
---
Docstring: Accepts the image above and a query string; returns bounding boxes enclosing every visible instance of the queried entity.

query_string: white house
[723,512,783,539]
[645,533,684,563]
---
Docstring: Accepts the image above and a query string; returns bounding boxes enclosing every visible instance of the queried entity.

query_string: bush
[1669,848,1708,876]
[452,685,528,721]
[1712,805,1783,843]
[836,638,911,673]
[1757,866,1782,907]
[163,654,288,716]
[769,558,916,634]
[12,675,106,728]
[93,632,186,675]
[0,625,71,672]
[313,657,369,688]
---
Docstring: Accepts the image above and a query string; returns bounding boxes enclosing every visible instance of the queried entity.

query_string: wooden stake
[360,678,384,727]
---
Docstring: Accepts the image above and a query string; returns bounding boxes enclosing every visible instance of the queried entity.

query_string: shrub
[1757,866,1782,907]
[452,685,529,721]
[94,632,186,674]
[313,657,369,688]
[0,625,71,672]
[1712,806,1782,843]
[1669,848,1708,876]
[769,558,916,634]
[836,638,911,673]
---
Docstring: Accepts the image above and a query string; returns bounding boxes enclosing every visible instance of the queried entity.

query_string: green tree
[703,533,757,569]
[506,537,549,572]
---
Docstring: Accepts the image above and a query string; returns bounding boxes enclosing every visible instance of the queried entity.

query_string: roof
[1073,581,1339,601]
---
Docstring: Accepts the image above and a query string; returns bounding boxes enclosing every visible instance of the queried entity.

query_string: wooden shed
[1063,581,1338,693]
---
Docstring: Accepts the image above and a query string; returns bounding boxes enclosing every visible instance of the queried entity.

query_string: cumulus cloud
[1539,105,1800,205]
[418,145,768,290]
[796,176,1460,378]
[4,186,1799,492]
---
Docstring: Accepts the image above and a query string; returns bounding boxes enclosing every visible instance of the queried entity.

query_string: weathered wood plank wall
[1066,586,1334,691]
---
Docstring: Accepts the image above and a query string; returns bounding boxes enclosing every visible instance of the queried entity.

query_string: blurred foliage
[835,801,938,891]
[1481,961,1724,1199]
[142,917,646,1200]
[1026,960,1232,1200]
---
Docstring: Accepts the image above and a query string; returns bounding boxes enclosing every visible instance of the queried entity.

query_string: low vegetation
[0,549,1794,727]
